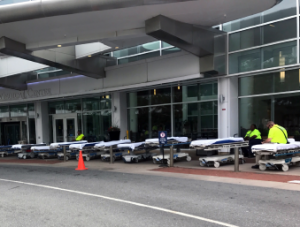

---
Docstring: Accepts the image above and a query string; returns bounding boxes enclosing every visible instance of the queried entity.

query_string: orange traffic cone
[76,150,88,171]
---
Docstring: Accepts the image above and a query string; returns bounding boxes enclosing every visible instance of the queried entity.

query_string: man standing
[75,130,85,141]
[252,121,288,169]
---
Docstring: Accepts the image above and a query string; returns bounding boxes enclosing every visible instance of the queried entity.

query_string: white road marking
[288,180,300,184]
[0,178,238,227]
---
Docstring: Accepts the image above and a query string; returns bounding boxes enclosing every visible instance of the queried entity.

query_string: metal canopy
[0,37,111,80]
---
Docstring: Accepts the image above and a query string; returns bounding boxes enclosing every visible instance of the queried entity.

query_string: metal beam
[0,73,27,91]
[0,37,110,79]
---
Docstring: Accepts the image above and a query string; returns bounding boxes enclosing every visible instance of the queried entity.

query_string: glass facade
[127,82,218,142]
[227,0,299,75]
[48,96,112,142]
[111,41,181,65]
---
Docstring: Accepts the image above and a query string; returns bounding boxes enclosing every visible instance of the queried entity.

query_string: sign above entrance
[0,88,51,101]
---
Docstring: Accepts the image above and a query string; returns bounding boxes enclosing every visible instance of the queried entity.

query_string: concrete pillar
[35,101,50,144]
[218,77,239,138]
[111,92,128,139]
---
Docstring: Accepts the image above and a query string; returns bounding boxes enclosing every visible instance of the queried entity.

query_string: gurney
[12,144,46,159]
[50,141,88,161]
[146,137,191,165]
[0,145,13,158]
[30,146,62,159]
[117,142,158,163]
[97,140,132,162]
[68,142,103,161]
[190,137,247,168]
[252,141,300,172]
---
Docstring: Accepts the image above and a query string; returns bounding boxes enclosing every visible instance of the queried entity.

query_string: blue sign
[158,131,168,145]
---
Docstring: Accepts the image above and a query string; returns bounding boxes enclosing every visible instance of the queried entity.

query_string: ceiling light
[57,45,62,47]
[269,24,275,27]
[88,55,92,57]
[154,89,156,95]
[115,47,119,49]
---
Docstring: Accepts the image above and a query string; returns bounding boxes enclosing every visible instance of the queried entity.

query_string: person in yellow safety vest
[252,121,288,169]
[242,124,262,158]
[75,130,85,141]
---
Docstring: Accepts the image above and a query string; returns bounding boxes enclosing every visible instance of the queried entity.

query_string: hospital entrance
[0,118,28,145]
[52,114,78,143]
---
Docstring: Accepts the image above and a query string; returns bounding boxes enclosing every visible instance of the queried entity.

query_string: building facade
[0,0,293,144]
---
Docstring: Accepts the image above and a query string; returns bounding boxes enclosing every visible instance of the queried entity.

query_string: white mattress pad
[252,143,300,153]
[117,142,145,150]
[145,137,188,144]
[50,141,88,149]
[69,141,104,150]
[94,139,131,149]
[31,146,51,151]
[190,137,244,147]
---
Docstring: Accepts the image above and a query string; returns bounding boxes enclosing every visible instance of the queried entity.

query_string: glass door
[53,114,78,142]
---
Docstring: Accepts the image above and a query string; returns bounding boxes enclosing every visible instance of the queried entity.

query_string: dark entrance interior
[1,122,20,145]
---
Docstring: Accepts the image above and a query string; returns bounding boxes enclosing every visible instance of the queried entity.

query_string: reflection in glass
[28,104,35,117]
[229,49,261,74]
[64,99,81,113]
[150,105,171,138]
[48,101,64,114]
[0,106,9,118]
[10,105,27,117]
[239,69,300,96]
[66,119,75,142]
[55,119,64,142]
[150,87,171,105]
[82,97,100,111]
[29,118,36,144]
[128,107,149,142]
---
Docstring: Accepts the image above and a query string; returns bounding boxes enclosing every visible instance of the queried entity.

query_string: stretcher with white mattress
[30,145,62,159]
[252,141,300,172]
[146,137,191,165]
[75,140,131,161]
[190,137,247,168]
[68,141,103,161]
[117,142,158,163]
[0,145,13,158]
[12,144,46,159]
[98,140,132,162]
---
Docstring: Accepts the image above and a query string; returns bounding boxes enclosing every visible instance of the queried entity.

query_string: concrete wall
[35,101,50,144]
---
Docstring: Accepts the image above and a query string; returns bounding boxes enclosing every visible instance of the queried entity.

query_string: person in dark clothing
[242,124,262,158]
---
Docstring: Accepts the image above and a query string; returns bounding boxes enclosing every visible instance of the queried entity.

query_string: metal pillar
[169,145,174,167]
[234,147,239,172]
[63,146,66,162]
[110,146,114,164]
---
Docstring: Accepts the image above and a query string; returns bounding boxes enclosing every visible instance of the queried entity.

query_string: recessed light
[115,47,119,49]
[269,24,275,27]
[88,55,92,57]
[57,45,62,47]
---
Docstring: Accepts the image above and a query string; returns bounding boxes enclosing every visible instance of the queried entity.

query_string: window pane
[150,87,171,105]
[127,91,150,107]
[10,105,27,117]
[262,41,297,69]
[48,101,64,114]
[0,106,9,118]
[29,118,36,144]
[139,41,160,53]
[173,84,198,103]
[64,99,81,113]
[162,47,181,55]
[263,19,296,44]
[229,48,261,74]
[201,102,213,115]
[199,83,218,100]
[128,107,150,142]
[174,103,200,137]
[223,14,261,32]
[229,27,261,52]
[150,105,171,137]
[28,104,35,117]
[82,97,100,111]
[240,69,300,96]
[162,42,172,48]
[83,112,101,141]
[100,95,111,110]
[239,97,271,137]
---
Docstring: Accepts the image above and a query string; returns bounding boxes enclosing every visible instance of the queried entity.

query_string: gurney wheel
[295,162,300,167]
[1,155,3,158]
[65,156,69,161]
[199,161,205,167]
[76,156,79,161]
[23,155,26,160]
[214,162,220,168]
[86,156,90,161]
[259,165,266,171]
[282,164,289,172]
[153,159,157,164]
[134,158,138,163]
[186,156,192,162]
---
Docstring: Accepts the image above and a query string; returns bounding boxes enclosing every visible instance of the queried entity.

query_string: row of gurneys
[190,137,300,172]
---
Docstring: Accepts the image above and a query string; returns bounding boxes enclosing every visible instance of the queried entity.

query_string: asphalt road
[0,164,299,227]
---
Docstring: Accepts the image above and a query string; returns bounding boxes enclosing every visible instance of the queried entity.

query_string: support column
[35,101,50,144]
[111,92,128,139]
[218,77,239,138]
